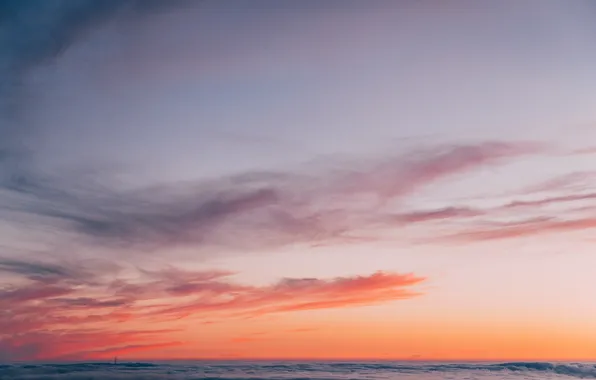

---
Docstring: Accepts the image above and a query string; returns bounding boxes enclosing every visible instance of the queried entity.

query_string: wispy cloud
[441,216,596,243]
[388,206,485,224]
[520,171,596,194]
[0,258,424,360]
[387,169,596,244]
[503,192,596,209]
[154,270,424,319]
[0,141,543,254]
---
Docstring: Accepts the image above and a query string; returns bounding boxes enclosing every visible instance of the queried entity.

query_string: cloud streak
[0,141,543,254]
[0,258,424,361]
[503,192,596,209]
[441,216,596,243]
[419,183,596,243]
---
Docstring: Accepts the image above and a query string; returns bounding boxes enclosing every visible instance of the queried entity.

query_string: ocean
[0,361,594,380]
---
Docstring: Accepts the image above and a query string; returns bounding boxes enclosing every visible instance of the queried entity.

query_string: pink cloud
[442,217,596,242]
[153,271,424,319]
[389,207,484,224]
[503,192,596,209]
[0,260,424,361]
[337,141,545,202]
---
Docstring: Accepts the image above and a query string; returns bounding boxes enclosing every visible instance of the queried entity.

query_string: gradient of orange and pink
[2,0,596,362]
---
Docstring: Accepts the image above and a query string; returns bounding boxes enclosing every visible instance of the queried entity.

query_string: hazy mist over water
[1,361,596,380]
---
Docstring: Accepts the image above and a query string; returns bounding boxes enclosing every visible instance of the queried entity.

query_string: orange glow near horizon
[56,314,596,362]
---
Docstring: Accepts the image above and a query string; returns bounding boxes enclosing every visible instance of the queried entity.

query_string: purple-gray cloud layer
[0,141,544,252]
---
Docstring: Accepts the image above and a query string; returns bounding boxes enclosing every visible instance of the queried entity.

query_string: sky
[2,0,596,362]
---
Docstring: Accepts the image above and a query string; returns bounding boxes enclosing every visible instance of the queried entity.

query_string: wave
[323,362,596,377]
[487,362,596,377]
[327,362,596,378]
[1,361,596,380]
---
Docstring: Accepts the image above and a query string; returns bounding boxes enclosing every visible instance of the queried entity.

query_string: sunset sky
[2,0,596,362]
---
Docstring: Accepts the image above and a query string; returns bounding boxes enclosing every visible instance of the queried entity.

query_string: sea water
[1,361,594,380]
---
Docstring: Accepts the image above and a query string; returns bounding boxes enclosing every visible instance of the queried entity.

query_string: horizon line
[4,358,596,364]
